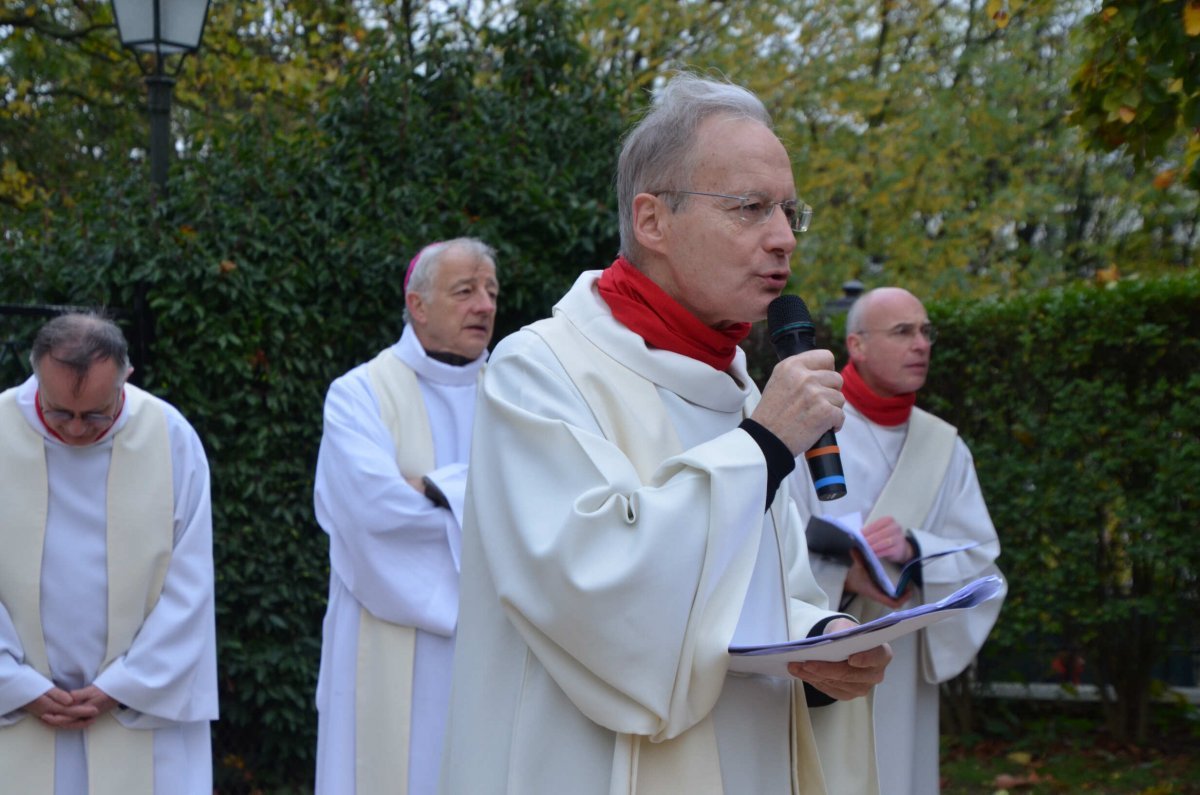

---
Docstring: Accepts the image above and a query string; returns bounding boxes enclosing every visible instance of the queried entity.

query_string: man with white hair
[0,312,218,795]
[314,238,499,795]
[439,74,888,795]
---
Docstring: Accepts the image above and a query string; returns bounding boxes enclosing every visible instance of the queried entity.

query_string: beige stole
[0,385,174,795]
[856,408,957,622]
[531,316,828,795]
[354,350,438,795]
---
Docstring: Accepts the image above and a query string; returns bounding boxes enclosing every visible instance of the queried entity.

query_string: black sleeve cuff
[421,476,451,510]
[803,615,850,708]
[907,534,924,587]
[739,418,796,512]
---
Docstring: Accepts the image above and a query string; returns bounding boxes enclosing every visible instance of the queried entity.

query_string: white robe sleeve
[468,332,814,742]
[0,604,55,724]
[909,440,1006,682]
[92,412,219,728]
[314,371,460,635]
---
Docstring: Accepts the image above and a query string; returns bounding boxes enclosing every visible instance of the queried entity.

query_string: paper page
[728,575,1005,677]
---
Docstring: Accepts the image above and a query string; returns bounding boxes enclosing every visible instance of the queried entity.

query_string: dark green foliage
[919,274,1200,743]
[1,3,622,789]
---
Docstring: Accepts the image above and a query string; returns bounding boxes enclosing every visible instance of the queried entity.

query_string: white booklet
[728,575,1005,677]
[806,512,984,599]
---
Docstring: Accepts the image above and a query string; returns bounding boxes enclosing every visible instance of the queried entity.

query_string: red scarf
[596,256,750,371]
[840,361,916,426]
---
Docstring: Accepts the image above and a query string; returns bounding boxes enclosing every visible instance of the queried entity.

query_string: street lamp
[111,0,212,197]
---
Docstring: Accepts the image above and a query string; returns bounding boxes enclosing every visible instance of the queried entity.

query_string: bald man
[803,287,1006,795]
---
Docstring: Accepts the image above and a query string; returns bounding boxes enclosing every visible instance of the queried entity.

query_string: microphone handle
[805,429,846,501]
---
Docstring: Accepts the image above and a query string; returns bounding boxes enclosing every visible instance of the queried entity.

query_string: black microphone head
[767,295,815,344]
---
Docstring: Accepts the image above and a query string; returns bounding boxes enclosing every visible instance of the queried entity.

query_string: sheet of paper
[728,575,1005,677]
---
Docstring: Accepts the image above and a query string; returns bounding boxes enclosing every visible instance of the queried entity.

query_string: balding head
[845,287,933,397]
[30,312,131,393]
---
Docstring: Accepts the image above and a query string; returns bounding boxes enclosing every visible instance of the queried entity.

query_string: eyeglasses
[857,323,938,344]
[39,394,123,429]
[657,190,813,233]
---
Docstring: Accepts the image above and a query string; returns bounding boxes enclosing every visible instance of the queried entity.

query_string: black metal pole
[146,61,175,198]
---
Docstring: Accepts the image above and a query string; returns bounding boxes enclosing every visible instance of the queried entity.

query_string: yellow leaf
[1169,78,1184,94]
[1007,751,1033,766]
[987,0,1010,28]
[1101,6,1118,22]
[1118,105,1136,123]
[1186,1,1200,36]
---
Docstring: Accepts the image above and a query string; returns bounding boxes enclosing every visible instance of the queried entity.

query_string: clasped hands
[24,685,119,729]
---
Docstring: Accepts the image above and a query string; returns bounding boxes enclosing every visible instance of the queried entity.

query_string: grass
[940,699,1200,794]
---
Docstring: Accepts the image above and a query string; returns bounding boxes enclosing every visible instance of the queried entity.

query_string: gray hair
[616,72,773,264]
[845,290,871,339]
[30,312,130,391]
[403,237,498,324]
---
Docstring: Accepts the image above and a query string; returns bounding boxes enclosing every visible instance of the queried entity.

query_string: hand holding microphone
[756,295,847,501]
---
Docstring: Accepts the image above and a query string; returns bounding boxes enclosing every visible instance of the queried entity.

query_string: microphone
[766,295,847,501]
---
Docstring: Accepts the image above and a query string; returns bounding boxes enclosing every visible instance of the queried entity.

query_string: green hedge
[920,274,1200,742]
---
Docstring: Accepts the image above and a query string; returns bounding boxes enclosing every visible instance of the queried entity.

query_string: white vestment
[805,404,1005,795]
[314,324,485,795]
[0,376,218,795]
[440,271,877,795]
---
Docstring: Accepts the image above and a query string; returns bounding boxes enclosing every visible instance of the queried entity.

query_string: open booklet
[728,574,1005,676]
[805,512,983,599]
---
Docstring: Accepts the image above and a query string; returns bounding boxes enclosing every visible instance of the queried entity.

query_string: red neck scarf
[596,256,750,371]
[840,361,917,426]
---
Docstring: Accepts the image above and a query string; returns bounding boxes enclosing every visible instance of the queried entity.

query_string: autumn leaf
[1153,169,1177,189]
[987,0,1011,28]
[1118,106,1136,123]
[1185,1,1200,36]
[1095,264,1120,284]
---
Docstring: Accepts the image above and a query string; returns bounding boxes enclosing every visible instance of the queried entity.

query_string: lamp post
[112,0,211,198]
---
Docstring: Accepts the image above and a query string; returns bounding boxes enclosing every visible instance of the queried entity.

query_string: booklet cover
[806,513,983,599]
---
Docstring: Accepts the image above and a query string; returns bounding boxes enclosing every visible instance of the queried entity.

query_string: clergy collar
[424,350,474,367]
[395,325,487,386]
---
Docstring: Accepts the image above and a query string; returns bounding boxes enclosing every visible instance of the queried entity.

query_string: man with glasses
[439,73,889,795]
[313,238,498,795]
[0,312,217,794]
[804,286,1006,795]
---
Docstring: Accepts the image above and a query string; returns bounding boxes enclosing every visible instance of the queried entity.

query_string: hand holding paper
[729,575,1006,677]
[807,513,985,600]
